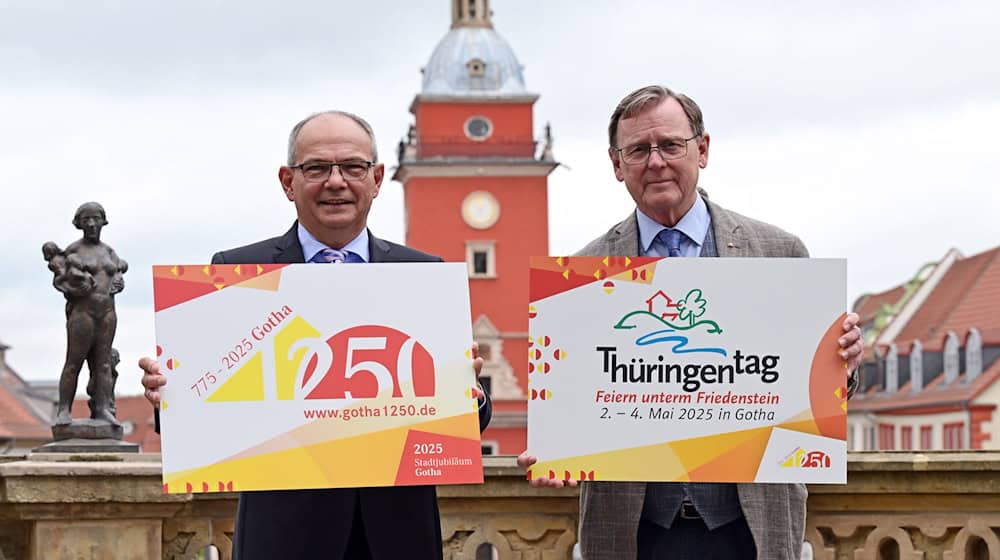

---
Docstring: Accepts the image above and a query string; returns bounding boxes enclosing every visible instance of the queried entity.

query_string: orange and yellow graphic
[154,262,483,493]
[528,257,847,484]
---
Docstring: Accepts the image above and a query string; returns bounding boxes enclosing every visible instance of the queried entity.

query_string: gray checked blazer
[576,191,810,560]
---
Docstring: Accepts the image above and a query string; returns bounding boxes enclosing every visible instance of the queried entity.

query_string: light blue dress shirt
[636,195,712,258]
[297,224,370,263]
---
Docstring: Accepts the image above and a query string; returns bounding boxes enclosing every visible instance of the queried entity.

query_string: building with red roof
[850,246,1000,451]
[1,339,159,453]
[0,341,56,452]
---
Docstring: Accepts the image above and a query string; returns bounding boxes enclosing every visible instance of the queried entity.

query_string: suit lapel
[606,213,641,257]
[367,230,393,263]
[704,197,753,258]
[273,222,306,264]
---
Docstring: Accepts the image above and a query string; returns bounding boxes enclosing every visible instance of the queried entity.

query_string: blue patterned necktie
[311,248,354,263]
[657,228,684,257]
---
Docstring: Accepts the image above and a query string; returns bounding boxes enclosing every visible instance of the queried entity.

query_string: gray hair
[608,85,706,148]
[286,110,379,166]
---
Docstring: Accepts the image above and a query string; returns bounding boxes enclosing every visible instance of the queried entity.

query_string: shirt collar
[636,194,711,254]
[297,224,370,263]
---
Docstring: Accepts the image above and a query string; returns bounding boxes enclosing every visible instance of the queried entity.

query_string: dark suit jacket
[165,223,492,560]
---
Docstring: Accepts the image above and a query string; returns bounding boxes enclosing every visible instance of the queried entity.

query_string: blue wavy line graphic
[634,329,728,356]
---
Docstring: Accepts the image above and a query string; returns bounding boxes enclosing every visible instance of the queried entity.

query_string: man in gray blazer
[520,85,863,559]
[139,111,491,559]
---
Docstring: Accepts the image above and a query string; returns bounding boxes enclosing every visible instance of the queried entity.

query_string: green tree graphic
[676,288,708,327]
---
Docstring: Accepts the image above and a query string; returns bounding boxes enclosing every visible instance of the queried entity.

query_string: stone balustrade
[0,452,997,559]
[806,451,999,560]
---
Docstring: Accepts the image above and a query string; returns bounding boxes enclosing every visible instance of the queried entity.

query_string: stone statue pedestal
[36,438,140,454]
[52,418,123,441]
[38,420,139,453]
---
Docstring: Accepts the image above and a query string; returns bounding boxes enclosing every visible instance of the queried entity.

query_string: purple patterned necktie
[657,229,683,257]
[311,248,349,263]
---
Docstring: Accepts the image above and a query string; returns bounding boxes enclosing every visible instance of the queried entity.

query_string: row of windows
[877,329,986,394]
[867,423,964,450]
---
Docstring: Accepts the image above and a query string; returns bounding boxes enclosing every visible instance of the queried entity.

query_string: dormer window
[467,58,487,78]
[909,340,923,393]
[966,328,983,382]
[885,344,898,392]
[943,331,960,384]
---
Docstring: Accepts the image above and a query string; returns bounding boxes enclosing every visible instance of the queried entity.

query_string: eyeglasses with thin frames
[614,134,699,165]
[290,160,374,182]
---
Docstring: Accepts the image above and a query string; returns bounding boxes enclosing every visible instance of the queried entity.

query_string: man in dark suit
[140,110,492,559]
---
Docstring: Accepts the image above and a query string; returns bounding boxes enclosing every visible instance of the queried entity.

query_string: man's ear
[279,167,295,200]
[698,133,710,169]
[609,148,625,182]
[371,163,385,198]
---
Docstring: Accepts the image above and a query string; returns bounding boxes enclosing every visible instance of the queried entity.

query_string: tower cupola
[422,0,526,96]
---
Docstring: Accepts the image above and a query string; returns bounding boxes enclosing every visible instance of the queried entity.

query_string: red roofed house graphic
[645,290,679,322]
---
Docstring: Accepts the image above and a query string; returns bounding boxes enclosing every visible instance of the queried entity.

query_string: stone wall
[1,452,998,559]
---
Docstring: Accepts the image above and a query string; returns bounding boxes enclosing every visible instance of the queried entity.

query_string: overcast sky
[2,1,998,395]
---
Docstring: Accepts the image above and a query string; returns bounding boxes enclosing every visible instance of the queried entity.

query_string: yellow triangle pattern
[778,411,823,437]
[669,426,772,473]
[685,427,773,481]
[532,439,689,482]
[273,316,323,400]
[234,269,284,292]
[780,448,805,468]
[164,412,481,492]
[207,353,264,402]
[533,425,774,482]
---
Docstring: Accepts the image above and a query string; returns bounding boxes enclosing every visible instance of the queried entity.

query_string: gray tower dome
[421,0,527,96]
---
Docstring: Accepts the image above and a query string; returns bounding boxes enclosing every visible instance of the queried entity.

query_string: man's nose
[323,166,349,187]
[646,148,669,168]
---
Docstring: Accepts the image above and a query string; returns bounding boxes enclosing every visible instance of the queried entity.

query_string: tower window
[464,115,493,141]
[467,58,487,78]
[473,251,488,274]
[466,240,496,279]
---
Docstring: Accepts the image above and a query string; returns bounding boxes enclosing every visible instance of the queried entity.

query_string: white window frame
[463,115,494,141]
[466,240,497,279]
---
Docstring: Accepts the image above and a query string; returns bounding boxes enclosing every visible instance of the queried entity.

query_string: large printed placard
[153,263,483,493]
[528,257,847,484]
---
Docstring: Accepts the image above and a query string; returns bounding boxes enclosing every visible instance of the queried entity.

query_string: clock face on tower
[461,191,501,229]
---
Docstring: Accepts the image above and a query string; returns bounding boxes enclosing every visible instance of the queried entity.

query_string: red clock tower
[393,0,556,455]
